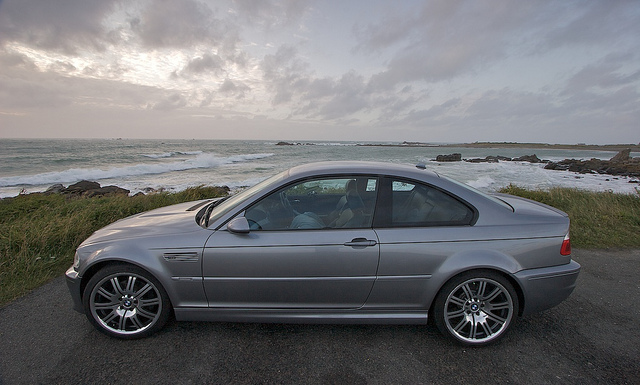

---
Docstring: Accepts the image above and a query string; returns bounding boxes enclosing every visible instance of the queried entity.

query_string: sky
[0,0,639,144]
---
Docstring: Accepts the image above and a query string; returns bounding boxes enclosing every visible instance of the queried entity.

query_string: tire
[433,270,518,346]
[82,264,172,339]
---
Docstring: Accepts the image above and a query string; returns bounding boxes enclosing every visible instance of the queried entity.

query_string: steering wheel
[279,191,295,215]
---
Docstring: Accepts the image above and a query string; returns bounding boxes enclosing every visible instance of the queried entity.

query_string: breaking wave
[0,152,274,187]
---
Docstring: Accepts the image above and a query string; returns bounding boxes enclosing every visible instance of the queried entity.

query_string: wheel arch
[427,249,527,316]
[79,259,175,313]
[429,267,525,319]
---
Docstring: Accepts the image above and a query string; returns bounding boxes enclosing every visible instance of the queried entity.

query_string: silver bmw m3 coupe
[66,161,580,345]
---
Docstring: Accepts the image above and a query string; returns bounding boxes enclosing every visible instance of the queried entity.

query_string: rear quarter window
[387,179,475,227]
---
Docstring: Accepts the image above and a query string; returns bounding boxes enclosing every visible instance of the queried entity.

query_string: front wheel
[83,264,172,339]
[433,270,518,346]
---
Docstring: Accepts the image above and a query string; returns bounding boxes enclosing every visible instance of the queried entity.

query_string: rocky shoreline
[41,180,131,197]
[432,149,640,181]
[544,149,640,178]
[7,149,638,200]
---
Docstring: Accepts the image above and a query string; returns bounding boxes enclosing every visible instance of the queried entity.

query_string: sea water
[0,139,638,198]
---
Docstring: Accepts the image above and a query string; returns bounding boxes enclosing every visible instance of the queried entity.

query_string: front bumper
[515,260,581,316]
[65,266,84,313]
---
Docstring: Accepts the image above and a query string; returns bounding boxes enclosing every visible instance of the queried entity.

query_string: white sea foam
[0,152,274,187]
[467,176,496,190]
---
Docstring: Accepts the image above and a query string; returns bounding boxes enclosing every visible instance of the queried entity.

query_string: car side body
[66,161,580,345]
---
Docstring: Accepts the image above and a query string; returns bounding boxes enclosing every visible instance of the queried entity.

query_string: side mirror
[227,217,250,234]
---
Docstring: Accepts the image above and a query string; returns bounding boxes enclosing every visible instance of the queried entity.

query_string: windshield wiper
[199,196,229,227]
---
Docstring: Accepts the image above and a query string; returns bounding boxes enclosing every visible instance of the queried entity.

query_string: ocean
[1,139,638,198]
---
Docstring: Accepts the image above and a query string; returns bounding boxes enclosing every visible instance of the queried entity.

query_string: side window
[390,179,473,227]
[245,177,378,230]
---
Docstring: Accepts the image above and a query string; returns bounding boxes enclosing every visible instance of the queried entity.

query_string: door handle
[344,238,377,247]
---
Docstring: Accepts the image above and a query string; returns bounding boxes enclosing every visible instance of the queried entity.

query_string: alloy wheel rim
[90,273,162,335]
[444,277,514,344]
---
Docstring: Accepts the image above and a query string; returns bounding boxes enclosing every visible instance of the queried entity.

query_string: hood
[80,200,210,246]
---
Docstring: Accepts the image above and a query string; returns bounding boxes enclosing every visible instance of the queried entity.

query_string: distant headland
[275,141,640,152]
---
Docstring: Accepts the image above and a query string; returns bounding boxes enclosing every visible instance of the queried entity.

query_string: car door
[365,177,477,309]
[202,176,380,309]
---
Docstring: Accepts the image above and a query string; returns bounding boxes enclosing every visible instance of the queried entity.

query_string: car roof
[286,161,440,180]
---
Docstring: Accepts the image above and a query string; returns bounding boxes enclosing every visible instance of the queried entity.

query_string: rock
[276,141,295,146]
[545,153,640,178]
[84,186,130,198]
[465,155,512,163]
[610,149,631,163]
[513,154,543,163]
[435,153,462,162]
[65,180,101,194]
[44,184,65,194]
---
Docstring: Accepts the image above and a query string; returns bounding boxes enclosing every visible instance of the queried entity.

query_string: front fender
[77,235,209,310]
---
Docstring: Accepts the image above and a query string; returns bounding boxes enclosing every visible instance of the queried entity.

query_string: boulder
[84,186,130,198]
[65,180,101,194]
[435,153,462,162]
[44,184,65,194]
[513,154,543,163]
[465,155,511,163]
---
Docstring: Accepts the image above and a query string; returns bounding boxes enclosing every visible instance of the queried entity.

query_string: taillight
[560,232,571,256]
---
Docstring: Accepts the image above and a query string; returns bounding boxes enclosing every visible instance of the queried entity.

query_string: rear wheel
[433,270,518,346]
[83,264,171,339]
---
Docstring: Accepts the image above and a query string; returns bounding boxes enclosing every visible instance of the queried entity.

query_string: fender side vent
[163,252,199,262]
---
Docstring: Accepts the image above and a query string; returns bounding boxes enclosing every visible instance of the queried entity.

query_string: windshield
[204,169,289,228]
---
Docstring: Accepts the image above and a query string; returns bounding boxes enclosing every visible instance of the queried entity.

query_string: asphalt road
[1,249,639,384]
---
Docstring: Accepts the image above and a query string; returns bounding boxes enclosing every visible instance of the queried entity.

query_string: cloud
[130,0,237,51]
[0,0,121,54]
[233,0,311,30]
[540,1,640,51]
[564,54,640,94]
[218,78,250,99]
[182,54,225,74]
[358,1,540,90]
[261,45,311,105]
[151,93,188,111]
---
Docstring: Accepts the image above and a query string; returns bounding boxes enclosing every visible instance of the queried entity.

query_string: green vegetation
[499,185,640,249]
[0,187,228,306]
[1,185,639,307]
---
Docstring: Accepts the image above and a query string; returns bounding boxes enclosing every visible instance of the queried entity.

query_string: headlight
[73,250,80,269]
[73,247,96,270]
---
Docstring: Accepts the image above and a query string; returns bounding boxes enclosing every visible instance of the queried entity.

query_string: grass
[0,186,228,306]
[499,185,640,249]
[1,185,639,307]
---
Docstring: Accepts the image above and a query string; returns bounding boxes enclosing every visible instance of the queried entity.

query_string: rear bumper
[65,266,84,313]
[515,260,581,316]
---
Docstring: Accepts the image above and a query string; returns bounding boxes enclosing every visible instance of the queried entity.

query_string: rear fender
[423,249,523,309]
